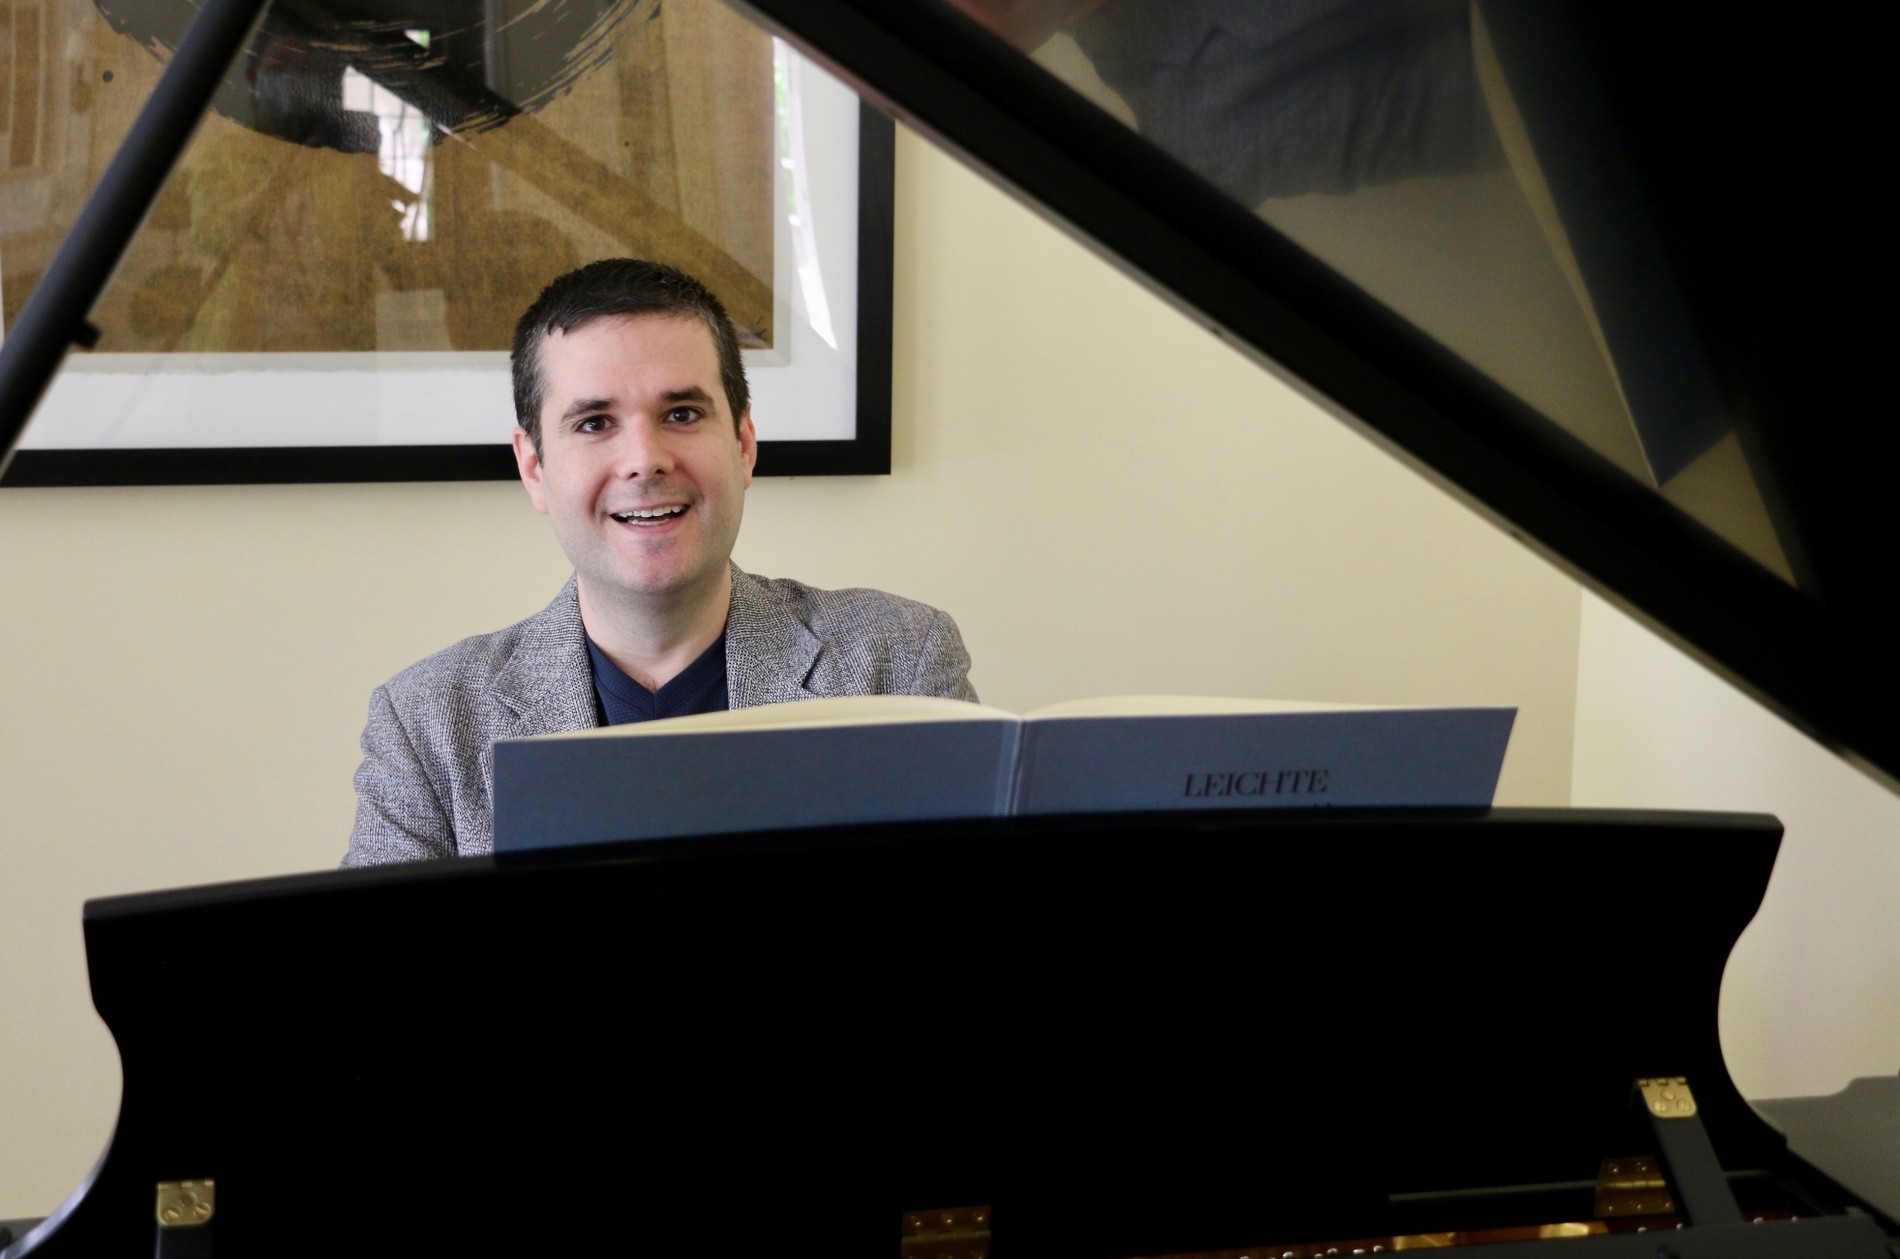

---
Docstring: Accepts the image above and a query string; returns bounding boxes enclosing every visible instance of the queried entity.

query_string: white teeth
[615,506,685,521]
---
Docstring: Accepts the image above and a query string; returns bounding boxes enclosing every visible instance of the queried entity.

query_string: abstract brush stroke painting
[2,0,775,354]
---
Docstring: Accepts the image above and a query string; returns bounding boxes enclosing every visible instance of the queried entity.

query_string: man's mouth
[610,505,687,527]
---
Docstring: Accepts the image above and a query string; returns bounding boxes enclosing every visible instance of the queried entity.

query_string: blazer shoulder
[733,568,975,702]
[739,570,950,639]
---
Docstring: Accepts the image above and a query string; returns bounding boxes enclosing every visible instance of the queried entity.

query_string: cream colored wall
[0,130,1583,1218]
[1572,591,1900,1100]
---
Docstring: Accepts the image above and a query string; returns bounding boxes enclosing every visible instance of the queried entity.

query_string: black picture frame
[2,105,893,487]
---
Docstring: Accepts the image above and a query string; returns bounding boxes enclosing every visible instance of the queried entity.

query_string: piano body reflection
[1,0,1895,1256]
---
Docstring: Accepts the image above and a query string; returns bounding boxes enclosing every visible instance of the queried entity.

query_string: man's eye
[665,407,703,424]
[576,416,609,434]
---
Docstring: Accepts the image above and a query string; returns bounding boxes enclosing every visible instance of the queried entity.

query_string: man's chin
[585,558,722,603]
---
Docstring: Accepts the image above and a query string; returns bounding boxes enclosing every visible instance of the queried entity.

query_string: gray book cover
[1013,707,1515,814]
[492,697,1515,853]
[494,714,1021,851]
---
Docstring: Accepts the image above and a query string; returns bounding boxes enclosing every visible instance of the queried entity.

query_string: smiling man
[345,259,976,865]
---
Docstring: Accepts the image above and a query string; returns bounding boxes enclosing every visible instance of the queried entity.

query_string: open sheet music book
[492,695,1515,852]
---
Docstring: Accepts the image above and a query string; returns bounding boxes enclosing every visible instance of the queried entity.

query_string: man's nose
[612,421,675,478]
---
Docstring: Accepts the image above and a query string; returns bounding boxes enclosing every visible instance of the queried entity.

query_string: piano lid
[724,0,1898,788]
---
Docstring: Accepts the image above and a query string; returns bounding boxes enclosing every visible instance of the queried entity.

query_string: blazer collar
[492,568,819,728]
[725,564,820,708]
[491,577,600,737]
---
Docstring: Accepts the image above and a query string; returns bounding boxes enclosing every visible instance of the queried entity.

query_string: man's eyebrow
[558,396,615,422]
[660,386,716,406]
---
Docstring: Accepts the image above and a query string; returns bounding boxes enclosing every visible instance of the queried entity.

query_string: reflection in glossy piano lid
[727,0,1900,791]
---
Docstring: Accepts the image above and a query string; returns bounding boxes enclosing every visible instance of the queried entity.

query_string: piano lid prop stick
[1635,1077,1744,1227]
[153,1180,214,1259]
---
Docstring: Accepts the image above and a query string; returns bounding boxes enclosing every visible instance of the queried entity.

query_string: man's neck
[576,567,733,693]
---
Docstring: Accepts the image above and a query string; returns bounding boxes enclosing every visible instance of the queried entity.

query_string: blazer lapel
[489,577,601,739]
[487,569,814,723]
[725,565,820,709]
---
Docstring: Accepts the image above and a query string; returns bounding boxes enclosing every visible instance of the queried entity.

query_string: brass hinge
[1594,1155,1674,1218]
[155,1180,215,1228]
[901,1205,990,1259]
[1637,1076,1699,1120]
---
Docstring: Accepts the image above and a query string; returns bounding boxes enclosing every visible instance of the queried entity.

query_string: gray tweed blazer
[345,566,976,866]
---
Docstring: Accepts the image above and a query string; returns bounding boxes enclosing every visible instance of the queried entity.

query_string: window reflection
[340,58,433,243]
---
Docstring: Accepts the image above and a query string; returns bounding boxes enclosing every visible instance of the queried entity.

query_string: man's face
[513,314,757,606]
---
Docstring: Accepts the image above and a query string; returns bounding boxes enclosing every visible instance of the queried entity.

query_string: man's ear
[512,426,549,514]
[738,407,757,489]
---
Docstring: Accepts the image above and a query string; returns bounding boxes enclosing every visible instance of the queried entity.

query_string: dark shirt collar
[586,631,730,726]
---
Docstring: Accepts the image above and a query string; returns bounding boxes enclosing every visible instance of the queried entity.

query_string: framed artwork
[0,0,891,484]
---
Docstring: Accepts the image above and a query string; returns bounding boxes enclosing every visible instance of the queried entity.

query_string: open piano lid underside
[727,0,1899,789]
[33,809,1837,1257]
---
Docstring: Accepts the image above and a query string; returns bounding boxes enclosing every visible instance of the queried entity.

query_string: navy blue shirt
[586,632,730,726]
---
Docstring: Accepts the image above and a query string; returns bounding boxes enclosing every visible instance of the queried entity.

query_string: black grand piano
[1,2,1894,1256]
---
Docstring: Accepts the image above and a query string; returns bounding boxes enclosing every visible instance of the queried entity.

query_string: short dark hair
[510,259,751,450]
